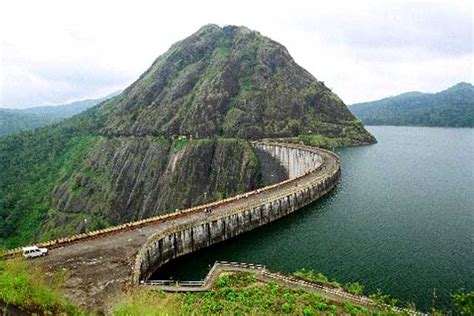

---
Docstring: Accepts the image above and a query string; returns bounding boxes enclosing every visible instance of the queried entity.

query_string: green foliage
[293,269,341,288]
[179,272,336,315]
[343,301,369,315]
[113,289,177,316]
[292,122,376,149]
[0,108,102,248]
[0,110,56,137]
[451,289,474,315]
[351,82,474,127]
[344,282,365,295]
[171,138,189,154]
[0,257,82,314]
[369,289,398,308]
[112,271,419,315]
[100,24,374,143]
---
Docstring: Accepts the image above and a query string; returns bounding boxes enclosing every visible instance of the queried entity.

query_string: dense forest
[350,82,474,127]
[0,91,120,137]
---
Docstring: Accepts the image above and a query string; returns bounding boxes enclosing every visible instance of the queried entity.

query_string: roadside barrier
[141,261,425,316]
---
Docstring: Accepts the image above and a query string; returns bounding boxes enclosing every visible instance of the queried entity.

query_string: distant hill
[0,91,121,137]
[350,82,474,127]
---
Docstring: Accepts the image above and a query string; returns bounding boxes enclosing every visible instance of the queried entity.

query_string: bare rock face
[42,138,262,238]
[100,24,374,142]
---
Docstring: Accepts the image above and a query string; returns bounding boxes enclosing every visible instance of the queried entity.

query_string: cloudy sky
[0,0,472,108]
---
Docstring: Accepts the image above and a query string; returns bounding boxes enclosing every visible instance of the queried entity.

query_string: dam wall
[133,142,340,284]
[252,142,323,179]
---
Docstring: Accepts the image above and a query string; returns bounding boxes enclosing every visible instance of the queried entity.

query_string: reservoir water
[153,126,474,311]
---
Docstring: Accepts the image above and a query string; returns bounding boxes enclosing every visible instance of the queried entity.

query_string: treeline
[350,82,474,128]
[0,107,105,247]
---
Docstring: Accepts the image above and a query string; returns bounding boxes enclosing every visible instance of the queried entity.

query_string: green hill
[350,82,474,127]
[0,25,374,247]
[0,91,120,137]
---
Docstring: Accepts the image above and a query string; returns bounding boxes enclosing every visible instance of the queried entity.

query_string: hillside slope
[0,24,374,247]
[0,91,120,137]
[350,82,474,127]
[102,24,374,143]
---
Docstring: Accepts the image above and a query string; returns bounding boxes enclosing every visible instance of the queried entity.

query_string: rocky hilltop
[0,25,374,246]
[101,24,374,141]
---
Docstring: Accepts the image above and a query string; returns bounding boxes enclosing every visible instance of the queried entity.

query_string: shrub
[0,257,81,314]
[451,289,474,315]
[344,282,365,295]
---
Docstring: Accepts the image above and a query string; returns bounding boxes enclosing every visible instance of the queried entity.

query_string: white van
[22,246,48,258]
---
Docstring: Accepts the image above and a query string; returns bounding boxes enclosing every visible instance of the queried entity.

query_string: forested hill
[0,91,121,137]
[0,24,375,248]
[350,82,474,127]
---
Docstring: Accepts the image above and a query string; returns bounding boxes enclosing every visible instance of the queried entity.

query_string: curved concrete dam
[17,141,340,309]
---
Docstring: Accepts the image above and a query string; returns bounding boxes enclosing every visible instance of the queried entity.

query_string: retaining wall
[252,142,323,179]
[133,142,340,284]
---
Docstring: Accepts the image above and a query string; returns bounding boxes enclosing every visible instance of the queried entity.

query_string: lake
[152,126,474,312]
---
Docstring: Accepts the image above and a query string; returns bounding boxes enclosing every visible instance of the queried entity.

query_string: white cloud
[0,0,472,108]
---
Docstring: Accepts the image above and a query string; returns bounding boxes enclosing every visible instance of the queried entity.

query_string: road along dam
[11,141,340,309]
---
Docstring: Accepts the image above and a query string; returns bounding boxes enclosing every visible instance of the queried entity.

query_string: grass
[0,256,83,315]
[111,272,404,315]
[293,269,342,289]
[3,258,468,315]
[172,138,189,154]
[113,289,179,316]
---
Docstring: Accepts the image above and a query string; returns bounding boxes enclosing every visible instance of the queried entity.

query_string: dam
[6,141,340,308]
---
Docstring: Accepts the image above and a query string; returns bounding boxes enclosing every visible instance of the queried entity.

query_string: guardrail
[141,261,267,287]
[263,272,426,316]
[141,261,425,316]
[216,260,266,270]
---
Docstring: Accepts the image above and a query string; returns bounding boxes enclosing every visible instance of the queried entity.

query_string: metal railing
[142,261,267,287]
[140,260,425,316]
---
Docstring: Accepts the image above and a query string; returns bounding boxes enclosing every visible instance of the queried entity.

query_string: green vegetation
[0,24,374,248]
[293,269,342,289]
[351,82,474,127]
[344,282,365,295]
[2,256,470,315]
[113,272,380,315]
[293,269,405,312]
[275,119,377,149]
[0,131,262,246]
[451,289,474,315]
[0,256,82,314]
[0,110,56,138]
[0,109,103,247]
[0,91,119,137]
[102,24,374,143]
[171,138,189,154]
[293,269,364,297]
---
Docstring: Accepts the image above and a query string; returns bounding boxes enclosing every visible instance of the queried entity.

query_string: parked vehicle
[22,246,48,258]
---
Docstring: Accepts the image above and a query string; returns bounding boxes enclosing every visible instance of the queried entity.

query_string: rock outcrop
[100,24,375,142]
[42,138,262,238]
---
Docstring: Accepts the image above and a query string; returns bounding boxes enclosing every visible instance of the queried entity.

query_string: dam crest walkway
[12,141,341,309]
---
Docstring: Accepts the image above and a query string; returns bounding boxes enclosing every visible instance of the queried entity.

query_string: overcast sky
[0,0,472,109]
